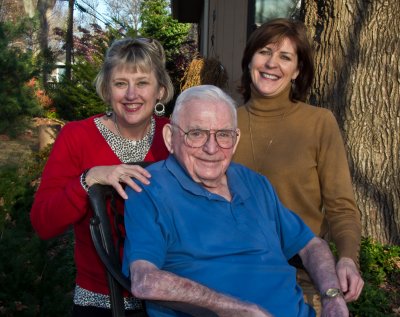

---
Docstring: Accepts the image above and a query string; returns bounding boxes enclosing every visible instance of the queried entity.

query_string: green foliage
[51,24,113,121]
[348,237,400,316]
[139,0,191,58]
[0,20,42,136]
[0,148,75,317]
[139,0,194,109]
[52,58,105,121]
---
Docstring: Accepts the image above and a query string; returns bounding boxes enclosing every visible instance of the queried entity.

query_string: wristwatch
[322,288,343,299]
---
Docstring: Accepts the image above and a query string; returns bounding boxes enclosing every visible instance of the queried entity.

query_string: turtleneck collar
[245,83,296,117]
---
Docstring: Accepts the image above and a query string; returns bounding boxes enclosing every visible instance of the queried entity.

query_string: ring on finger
[118,174,125,182]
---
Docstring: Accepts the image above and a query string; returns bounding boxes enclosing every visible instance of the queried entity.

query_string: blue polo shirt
[123,155,315,317]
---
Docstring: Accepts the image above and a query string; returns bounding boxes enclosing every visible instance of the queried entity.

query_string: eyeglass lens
[185,129,237,149]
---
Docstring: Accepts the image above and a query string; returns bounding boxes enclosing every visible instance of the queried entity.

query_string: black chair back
[88,161,151,317]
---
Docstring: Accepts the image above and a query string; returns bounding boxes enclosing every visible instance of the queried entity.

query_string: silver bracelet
[80,169,90,192]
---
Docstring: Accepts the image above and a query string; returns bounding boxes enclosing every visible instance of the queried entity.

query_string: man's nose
[203,132,219,154]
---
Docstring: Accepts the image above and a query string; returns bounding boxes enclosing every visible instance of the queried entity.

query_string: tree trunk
[37,0,56,85]
[65,0,74,81]
[301,0,400,244]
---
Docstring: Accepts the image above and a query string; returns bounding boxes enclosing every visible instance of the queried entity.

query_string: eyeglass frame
[172,124,239,149]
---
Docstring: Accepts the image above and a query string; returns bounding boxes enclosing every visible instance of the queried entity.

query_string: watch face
[325,288,341,297]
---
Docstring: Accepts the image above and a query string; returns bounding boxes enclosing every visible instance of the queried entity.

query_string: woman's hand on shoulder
[86,164,151,199]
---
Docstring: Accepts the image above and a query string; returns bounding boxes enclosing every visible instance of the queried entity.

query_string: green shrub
[0,20,42,137]
[349,237,400,317]
[51,24,113,121]
[52,59,105,121]
[0,148,75,317]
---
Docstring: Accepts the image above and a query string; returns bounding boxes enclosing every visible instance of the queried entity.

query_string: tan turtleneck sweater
[233,85,361,264]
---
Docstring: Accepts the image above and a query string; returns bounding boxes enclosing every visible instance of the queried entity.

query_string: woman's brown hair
[238,18,314,103]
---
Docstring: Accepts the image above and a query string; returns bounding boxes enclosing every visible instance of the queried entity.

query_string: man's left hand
[336,257,364,302]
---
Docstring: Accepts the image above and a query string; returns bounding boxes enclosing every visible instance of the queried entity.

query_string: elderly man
[122,85,349,317]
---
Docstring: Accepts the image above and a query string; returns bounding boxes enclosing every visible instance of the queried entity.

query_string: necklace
[113,115,123,138]
[113,114,151,141]
[101,115,155,163]
[247,107,287,172]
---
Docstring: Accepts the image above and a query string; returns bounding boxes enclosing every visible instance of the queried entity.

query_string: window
[253,0,301,25]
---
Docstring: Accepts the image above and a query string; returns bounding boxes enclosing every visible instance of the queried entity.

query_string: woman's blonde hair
[95,37,174,105]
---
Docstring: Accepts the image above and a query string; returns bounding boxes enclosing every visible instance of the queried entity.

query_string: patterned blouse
[94,116,155,163]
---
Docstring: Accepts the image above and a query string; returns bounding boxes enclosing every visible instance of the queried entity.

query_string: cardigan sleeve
[316,110,362,265]
[30,122,91,239]
[30,116,170,240]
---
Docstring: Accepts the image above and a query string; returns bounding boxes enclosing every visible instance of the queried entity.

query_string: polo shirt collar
[226,163,252,202]
[165,155,251,203]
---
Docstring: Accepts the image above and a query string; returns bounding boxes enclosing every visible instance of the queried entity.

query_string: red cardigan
[30,114,169,294]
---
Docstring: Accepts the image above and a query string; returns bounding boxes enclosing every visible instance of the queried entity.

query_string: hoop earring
[105,107,113,117]
[154,102,165,117]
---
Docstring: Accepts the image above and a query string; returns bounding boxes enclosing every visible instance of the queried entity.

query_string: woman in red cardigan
[30,37,174,317]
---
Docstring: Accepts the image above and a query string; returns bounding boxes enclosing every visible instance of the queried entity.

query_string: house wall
[206,0,248,103]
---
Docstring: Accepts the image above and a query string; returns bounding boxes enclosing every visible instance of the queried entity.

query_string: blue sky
[59,0,110,27]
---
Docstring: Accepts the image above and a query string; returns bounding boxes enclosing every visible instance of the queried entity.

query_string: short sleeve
[122,186,169,277]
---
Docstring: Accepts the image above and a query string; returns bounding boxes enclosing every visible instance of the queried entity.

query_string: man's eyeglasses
[173,125,238,149]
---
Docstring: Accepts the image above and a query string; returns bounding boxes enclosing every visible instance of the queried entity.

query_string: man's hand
[336,257,364,301]
[321,296,349,317]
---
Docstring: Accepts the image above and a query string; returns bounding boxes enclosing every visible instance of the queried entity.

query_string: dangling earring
[105,106,113,117]
[291,79,296,91]
[154,101,165,117]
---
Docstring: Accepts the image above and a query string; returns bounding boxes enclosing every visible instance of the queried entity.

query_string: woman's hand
[85,164,151,199]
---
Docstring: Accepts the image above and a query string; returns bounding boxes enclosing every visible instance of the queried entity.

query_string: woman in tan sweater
[233,18,364,315]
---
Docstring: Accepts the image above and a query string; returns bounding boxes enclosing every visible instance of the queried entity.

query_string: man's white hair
[171,85,237,126]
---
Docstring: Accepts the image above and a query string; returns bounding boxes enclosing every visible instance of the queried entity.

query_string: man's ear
[163,123,173,153]
[232,128,241,154]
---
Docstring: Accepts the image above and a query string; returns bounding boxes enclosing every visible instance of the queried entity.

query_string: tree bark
[37,0,56,85]
[301,0,400,244]
[65,0,74,81]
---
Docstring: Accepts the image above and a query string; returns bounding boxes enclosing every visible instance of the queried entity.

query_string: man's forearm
[298,237,340,293]
[299,237,350,316]
[130,260,271,317]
